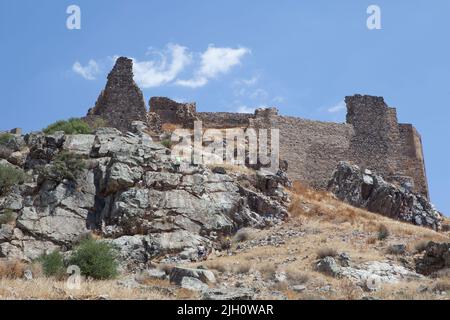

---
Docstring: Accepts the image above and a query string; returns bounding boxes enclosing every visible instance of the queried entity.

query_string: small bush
[233,228,252,243]
[377,224,390,241]
[285,269,310,285]
[40,151,85,183]
[0,260,26,279]
[258,263,276,280]
[43,118,92,135]
[88,118,108,131]
[161,139,173,149]
[0,209,17,225]
[69,239,119,280]
[316,247,338,259]
[0,164,27,194]
[39,251,65,278]
[0,133,13,146]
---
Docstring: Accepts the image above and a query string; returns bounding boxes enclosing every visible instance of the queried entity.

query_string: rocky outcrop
[415,242,450,275]
[85,57,148,133]
[327,162,443,230]
[0,123,289,264]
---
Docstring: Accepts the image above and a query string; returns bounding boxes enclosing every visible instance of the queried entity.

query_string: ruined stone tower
[85,57,147,133]
[87,58,430,199]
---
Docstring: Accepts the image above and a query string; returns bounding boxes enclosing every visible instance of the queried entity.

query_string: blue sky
[0,1,449,215]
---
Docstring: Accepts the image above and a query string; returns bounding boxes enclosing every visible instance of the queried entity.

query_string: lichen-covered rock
[0,127,289,265]
[328,162,443,230]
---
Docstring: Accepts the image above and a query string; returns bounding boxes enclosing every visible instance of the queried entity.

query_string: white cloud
[236,105,256,113]
[132,44,192,88]
[175,77,208,89]
[328,101,346,113]
[176,45,250,88]
[249,88,269,101]
[72,60,100,80]
[75,44,250,89]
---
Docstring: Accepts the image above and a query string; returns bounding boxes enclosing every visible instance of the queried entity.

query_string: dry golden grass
[161,123,182,133]
[288,180,448,243]
[0,276,202,300]
[0,260,26,279]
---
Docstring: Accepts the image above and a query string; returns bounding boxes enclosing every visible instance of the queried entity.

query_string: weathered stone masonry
[86,57,429,199]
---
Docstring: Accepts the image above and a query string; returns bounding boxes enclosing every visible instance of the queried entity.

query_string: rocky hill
[0,122,449,300]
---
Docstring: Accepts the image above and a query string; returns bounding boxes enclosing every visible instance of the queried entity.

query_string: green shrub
[69,239,119,280]
[0,209,17,225]
[161,139,173,149]
[39,251,65,277]
[0,133,13,146]
[43,118,92,135]
[88,118,108,131]
[40,151,85,183]
[377,224,390,241]
[0,164,27,194]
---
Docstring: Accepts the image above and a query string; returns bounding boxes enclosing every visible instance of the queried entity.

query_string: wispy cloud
[72,60,100,80]
[132,44,192,88]
[236,105,256,113]
[176,45,250,88]
[75,44,250,89]
[328,101,346,113]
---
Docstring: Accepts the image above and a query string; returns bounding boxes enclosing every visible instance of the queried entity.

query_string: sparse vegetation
[39,151,85,183]
[0,133,13,146]
[161,123,181,133]
[0,209,17,225]
[233,228,252,243]
[160,139,173,149]
[285,268,310,285]
[377,224,390,241]
[38,251,65,278]
[0,260,26,279]
[43,118,92,135]
[69,239,119,280]
[316,247,338,259]
[0,164,27,195]
[88,118,108,131]
[432,280,450,293]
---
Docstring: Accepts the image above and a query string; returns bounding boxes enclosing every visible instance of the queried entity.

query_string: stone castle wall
[86,57,430,198]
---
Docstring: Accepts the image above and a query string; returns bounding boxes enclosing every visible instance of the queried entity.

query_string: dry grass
[258,263,276,280]
[161,123,182,133]
[233,228,254,243]
[0,260,26,279]
[284,267,310,285]
[316,247,338,259]
[432,279,450,293]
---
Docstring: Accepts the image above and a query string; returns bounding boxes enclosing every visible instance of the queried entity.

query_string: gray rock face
[181,276,209,291]
[169,267,216,285]
[0,128,289,265]
[328,162,443,230]
[415,242,450,275]
[316,257,341,277]
[340,261,422,291]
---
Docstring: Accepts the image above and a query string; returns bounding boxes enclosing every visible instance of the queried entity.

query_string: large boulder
[328,162,443,230]
[169,267,216,285]
[415,242,450,275]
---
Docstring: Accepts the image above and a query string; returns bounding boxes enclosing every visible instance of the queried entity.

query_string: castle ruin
[85,57,429,198]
